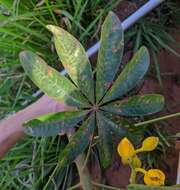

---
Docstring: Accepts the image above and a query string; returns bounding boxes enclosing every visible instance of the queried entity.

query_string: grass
[125,0,180,87]
[0,136,76,189]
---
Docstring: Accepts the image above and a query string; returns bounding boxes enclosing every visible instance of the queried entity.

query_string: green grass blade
[150,33,180,57]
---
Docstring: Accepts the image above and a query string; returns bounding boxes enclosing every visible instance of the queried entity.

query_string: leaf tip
[108,11,116,17]
[107,11,121,24]
[19,51,33,69]
[46,25,60,35]
[139,46,150,68]
[140,46,149,56]
[141,45,148,52]
[19,50,28,60]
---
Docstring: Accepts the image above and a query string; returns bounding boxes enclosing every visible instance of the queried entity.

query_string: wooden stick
[176,140,180,184]
[177,152,180,184]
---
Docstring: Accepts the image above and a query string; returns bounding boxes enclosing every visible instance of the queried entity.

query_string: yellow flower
[144,169,165,186]
[117,137,135,164]
[136,137,159,153]
[117,137,159,165]
[132,156,142,168]
[117,137,165,186]
[135,168,165,186]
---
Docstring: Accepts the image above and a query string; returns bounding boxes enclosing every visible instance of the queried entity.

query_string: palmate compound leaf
[96,111,126,168]
[47,25,94,103]
[23,110,87,136]
[102,94,165,116]
[96,12,124,103]
[102,46,150,103]
[58,113,95,167]
[19,51,90,108]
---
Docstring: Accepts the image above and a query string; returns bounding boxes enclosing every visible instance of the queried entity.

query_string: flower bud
[140,136,159,152]
[117,137,135,164]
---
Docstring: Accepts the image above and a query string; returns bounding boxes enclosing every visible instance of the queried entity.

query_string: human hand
[0,94,73,157]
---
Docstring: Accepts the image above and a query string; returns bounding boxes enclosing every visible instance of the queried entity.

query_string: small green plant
[20,12,165,189]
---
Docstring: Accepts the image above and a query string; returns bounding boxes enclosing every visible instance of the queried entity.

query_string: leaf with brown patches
[102,46,150,103]
[47,25,94,103]
[96,12,124,103]
[102,94,164,116]
[96,111,114,168]
[19,51,89,107]
[24,110,87,136]
[58,113,95,167]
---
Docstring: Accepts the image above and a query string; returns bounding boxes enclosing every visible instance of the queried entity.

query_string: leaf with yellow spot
[58,113,95,167]
[47,25,94,103]
[96,12,124,103]
[102,46,150,103]
[19,51,89,107]
[24,110,87,136]
[96,111,114,168]
[102,94,164,116]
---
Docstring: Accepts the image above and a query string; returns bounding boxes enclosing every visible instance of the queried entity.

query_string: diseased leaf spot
[112,48,118,53]
[47,66,52,76]
[112,26,117,32]
[104,82,113,89]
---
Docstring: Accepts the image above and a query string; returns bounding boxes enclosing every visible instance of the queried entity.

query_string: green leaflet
[96,12,124,103]
[58,113,95,167]
[100,111,126,137]
[96,111,114,168]
[102,94,165,116]
[102,46,150,103]
[19,51,89,107]
[47,25,94,103]
[128,184,180,190]
[24,110,87,136]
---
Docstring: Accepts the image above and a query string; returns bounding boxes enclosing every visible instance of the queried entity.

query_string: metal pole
[86,0,165,57]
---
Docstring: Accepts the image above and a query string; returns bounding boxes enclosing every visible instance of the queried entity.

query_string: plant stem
[67,129,93,190]
[130,168,136,184]
[75,154,93,190]
[129,163,136,184]
[43,164,59,190]
[92,181,124,190]
[67,183,81,190]
[135,112,180,127]
[82,138,93,170]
